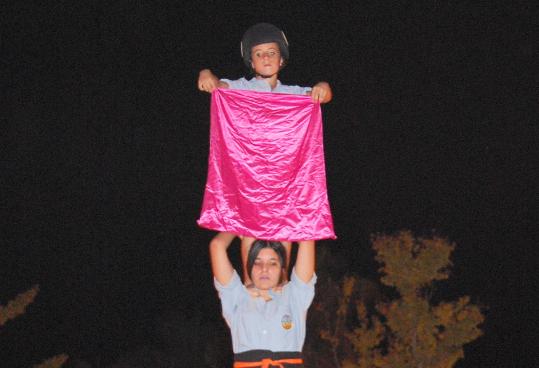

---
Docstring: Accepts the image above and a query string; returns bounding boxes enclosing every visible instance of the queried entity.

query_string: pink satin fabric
[197,88,336,241]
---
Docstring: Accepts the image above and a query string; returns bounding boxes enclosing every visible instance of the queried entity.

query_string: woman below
[210,232,316,367]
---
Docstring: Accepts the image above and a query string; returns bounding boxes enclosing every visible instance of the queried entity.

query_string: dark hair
[240,23,289,68]
[247,240,287,281]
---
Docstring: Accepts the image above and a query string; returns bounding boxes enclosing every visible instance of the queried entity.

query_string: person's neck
[255,74,278,90]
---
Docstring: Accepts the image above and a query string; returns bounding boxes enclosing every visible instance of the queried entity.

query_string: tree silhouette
[317,231,484,368]
[1,285,68,368]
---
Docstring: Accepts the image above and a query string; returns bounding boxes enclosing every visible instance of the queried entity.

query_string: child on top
[198,23,332,286]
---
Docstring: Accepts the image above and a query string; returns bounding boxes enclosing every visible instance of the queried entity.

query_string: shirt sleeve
[214,270,244,324]
[219,77,246,90]
[288,267,317,311]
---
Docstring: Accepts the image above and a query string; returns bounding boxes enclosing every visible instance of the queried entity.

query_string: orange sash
[233,357,304,367]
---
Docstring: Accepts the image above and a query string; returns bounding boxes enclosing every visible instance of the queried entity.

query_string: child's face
[250,42,283,77]
[251,248,283,290]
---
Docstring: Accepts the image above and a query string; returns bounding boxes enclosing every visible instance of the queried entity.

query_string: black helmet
[241,23,289,68]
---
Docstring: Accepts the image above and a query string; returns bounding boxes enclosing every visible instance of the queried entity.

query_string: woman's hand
[198,69,228,93]
[310,81,333,103]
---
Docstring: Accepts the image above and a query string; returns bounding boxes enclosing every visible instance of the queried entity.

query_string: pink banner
[197,88,335,241]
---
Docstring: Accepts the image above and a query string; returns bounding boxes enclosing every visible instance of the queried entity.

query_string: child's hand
[198,69,226,93]
[245,283,261,298]
[272,281,288,293]
[310,81,333,103]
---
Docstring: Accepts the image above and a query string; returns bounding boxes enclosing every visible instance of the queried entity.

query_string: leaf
[33,354,69,368]
[0,285,39,326]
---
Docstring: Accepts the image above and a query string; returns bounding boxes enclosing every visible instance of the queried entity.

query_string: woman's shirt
[220,77,312,95]
[214,268,316,353]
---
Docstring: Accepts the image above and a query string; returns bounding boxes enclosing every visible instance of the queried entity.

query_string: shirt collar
[249,77,282,91]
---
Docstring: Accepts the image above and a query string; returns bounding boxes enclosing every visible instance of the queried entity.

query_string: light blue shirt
[220,77,312,95]
[214,268,317,353]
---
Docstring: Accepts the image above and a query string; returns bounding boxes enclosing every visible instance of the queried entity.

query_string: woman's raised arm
[209,232,237,285]
[295,240,315,283]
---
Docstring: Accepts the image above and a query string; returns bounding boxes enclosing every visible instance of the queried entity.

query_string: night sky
[2,2,535,367]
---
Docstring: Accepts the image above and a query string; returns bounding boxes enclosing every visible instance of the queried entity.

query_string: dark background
[2,2,535,367]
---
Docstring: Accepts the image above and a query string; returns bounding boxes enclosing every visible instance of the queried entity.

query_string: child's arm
[308,81,333,104]
[209,232,237,286]
[198,69,230,93]
[294,240,315,283]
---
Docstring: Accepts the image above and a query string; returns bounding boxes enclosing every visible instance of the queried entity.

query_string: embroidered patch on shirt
[281,314,293,330]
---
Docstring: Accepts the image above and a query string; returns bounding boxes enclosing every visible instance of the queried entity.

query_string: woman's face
[251,247,283,290]
[250,42,283,78]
